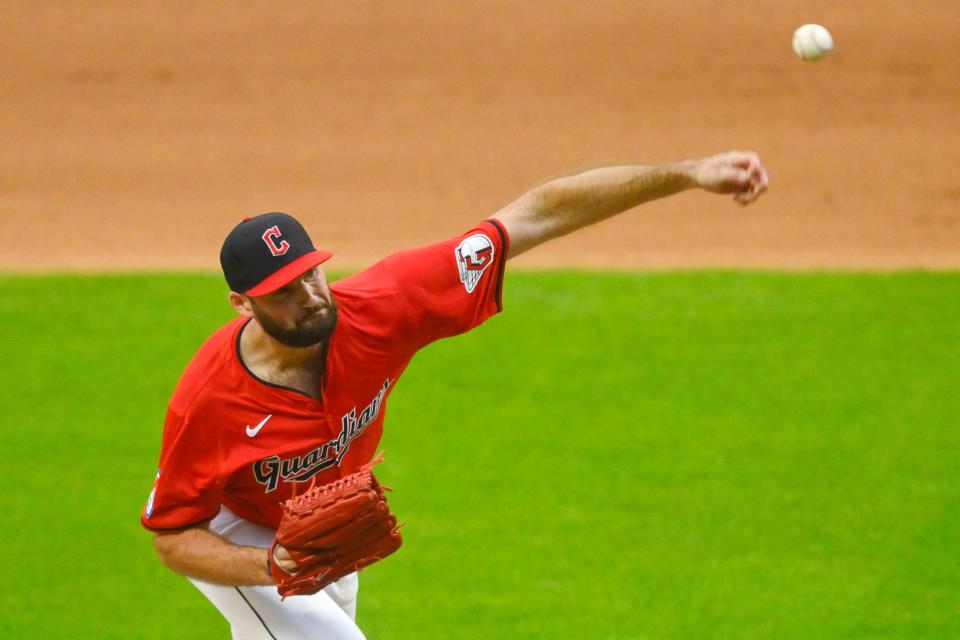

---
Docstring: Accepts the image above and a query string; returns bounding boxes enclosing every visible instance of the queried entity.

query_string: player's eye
[302,268,319,282]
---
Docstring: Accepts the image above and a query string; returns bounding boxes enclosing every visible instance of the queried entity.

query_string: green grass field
[1,271,957,639]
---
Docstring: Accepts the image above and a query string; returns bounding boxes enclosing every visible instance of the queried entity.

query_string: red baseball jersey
[142,220,508,531]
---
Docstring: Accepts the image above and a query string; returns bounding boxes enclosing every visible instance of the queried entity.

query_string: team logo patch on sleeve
[145,470,160,518]
[455,233,495,294]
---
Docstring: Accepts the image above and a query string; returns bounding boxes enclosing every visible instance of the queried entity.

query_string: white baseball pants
[188,506,365,640]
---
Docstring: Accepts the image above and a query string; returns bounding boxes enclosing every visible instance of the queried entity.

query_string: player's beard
[251,299,339,348]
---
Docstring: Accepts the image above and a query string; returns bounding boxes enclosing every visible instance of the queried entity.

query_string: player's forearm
[153,527,272,586]
[499,161,698,258]
[531,162,697,234]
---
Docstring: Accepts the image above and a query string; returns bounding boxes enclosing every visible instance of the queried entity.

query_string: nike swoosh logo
[246,415,273,437]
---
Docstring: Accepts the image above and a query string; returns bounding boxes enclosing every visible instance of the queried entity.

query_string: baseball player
[142,151,768,639]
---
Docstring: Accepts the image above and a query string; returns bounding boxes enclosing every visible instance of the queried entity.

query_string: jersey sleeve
[380,218,509,352]
[140,402,225,531]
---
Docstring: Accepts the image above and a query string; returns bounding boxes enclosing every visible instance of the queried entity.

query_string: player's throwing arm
[496,151,768,258]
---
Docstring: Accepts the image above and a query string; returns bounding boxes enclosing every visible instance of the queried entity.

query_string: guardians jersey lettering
[253,379,391,492]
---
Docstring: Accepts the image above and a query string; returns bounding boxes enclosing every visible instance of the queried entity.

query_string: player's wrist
[670,159,701,191]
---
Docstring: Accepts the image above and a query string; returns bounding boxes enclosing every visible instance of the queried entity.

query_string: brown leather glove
[267,454,402,598]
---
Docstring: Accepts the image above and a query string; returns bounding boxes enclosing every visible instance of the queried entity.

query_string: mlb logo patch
[455,234,495,293]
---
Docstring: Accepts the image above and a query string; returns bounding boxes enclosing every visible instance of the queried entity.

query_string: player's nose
[304,281,330,306]
[313,274,333,303]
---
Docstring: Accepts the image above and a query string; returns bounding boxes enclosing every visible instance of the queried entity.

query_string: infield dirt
[3,1,958,271]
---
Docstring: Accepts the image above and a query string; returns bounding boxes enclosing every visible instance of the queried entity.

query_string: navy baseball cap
[219,212,333,296]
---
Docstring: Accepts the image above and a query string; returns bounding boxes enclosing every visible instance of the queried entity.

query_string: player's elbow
[152,532,177,567]
[496,191,563,259]
[152,530,191,575]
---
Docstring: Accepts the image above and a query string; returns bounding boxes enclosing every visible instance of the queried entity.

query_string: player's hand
[272,544,299,574]
[693,151,769,205]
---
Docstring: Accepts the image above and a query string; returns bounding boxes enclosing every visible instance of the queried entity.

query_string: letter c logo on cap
[261,226,290,256]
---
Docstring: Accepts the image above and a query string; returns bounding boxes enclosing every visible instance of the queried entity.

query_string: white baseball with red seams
[793,24,833,61]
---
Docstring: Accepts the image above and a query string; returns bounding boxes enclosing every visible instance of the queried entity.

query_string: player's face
[248,267,338,348]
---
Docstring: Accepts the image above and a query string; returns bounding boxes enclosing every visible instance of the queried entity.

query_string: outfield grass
[1,271,957,639]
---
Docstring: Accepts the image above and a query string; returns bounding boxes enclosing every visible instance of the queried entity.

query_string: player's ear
[229,291,254,317]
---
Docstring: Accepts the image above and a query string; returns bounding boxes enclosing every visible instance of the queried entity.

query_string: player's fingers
[750,164,769,194]
[712,168,750,195]
[735,172,768,204]
[732,171,760,203]
[732,168,751,188]
[748,161,768,185]
[708,167,748,194]
[274,544,300,573]
[727,151,759,170]
[758,165,769,190]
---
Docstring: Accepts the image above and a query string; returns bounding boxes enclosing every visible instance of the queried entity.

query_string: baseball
[792,24,833,61]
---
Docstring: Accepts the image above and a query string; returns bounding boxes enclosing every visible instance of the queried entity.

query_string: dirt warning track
[2,1,958,271]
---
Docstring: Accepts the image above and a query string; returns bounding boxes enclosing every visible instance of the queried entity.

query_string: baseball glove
[267,453,402,598]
